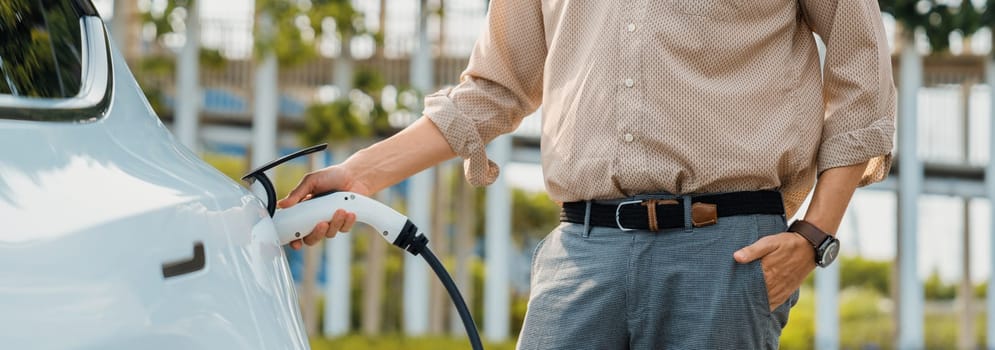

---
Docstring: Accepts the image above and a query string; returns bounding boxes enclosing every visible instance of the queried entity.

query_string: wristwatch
[788,219,840,268]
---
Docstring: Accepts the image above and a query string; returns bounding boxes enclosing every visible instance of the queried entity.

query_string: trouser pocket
[754,214,799,348]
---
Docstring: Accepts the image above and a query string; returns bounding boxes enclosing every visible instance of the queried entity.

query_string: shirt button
[626,23,636,32]
[623,133,634,142]
[624,78,634,88]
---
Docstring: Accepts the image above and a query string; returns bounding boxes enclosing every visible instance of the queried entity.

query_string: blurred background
[87,0,995,348]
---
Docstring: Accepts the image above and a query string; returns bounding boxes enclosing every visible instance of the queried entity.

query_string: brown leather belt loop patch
[691,202,718,227]
[641,199,678,232]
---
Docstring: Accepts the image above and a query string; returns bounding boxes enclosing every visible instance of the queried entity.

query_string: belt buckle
[615,200,644,232]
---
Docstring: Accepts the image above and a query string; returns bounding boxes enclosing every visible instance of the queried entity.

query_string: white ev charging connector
[242,144,483,350]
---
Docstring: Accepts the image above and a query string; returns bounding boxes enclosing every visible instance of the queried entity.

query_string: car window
[0,0,85,99]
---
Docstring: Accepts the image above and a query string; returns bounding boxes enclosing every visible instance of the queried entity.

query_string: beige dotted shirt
[425,0,896,218]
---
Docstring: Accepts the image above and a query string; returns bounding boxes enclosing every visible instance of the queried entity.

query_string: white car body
[0,2,308,349]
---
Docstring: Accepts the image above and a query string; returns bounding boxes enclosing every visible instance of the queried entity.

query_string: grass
[310,287,988,350]
[310,335,516,350]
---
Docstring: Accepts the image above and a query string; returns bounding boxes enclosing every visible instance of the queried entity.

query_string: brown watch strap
[788,220,830,248]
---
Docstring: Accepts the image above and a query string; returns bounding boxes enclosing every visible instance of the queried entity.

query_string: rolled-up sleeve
[801,0,897,186]
[424,0,546,186]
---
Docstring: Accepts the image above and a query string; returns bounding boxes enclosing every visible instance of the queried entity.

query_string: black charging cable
[240,143,483,349]
[394,225,484,350]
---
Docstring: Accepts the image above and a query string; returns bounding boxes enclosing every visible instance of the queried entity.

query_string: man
[279,0,895,348]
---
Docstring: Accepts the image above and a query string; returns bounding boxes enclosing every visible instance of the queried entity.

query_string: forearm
[802,161,870,234]
[342,117,457,194]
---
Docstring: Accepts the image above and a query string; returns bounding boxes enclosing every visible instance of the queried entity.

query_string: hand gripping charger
[272,191,411,246]
[242,144,483,350]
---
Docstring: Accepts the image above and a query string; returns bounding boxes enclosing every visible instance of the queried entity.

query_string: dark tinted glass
[0,0,84,98]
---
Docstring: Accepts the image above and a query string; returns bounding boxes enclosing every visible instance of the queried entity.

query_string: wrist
[799,215,839,237]
[788,231,811,246]
[788,219,841,268]
[337,157,377,196]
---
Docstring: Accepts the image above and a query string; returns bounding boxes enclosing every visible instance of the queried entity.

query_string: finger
[278,174,316,209]
[327,209,347,233]
[304,222,328,246]
[340,212,357,232]
[290,240,302,250]
[323,215,339,239]
[734,236,778,264]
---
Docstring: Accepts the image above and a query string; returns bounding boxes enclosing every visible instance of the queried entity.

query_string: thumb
[278,175,315,209]
[734,236,777,264]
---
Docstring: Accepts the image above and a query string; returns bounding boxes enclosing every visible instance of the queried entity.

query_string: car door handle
[161,242,206,278]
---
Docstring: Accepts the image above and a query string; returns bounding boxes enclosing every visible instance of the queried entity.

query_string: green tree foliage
[254,0,314,66]
[306,0,363,38]
[255,0,366,67]
[140,0,193,40]
[351,68,394,137]
[511,190,560,241]
[300,99,371,144]
[879,0,985,52]
[265,0,399,143]
[807,256,890,293]
[924,268,957,300]
[831,287,893,348]
[467,185,562,246]
[983,0,995,26]
[955,0,983,35]
[838,256,967,301]
[135,0,226,115]
[839,256,891,295]
[139,0,225,69]
[299,67,405,145]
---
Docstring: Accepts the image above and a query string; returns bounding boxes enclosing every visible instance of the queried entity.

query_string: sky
[89,0,995,284]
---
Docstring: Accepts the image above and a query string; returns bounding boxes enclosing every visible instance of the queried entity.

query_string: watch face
[819,239,841,267]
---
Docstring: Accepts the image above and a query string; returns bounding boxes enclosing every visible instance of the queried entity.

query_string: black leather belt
[560,190,785,231]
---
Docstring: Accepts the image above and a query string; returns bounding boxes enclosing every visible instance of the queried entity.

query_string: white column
[175,1,201,152]
[109,0,138,58]
[109,0,128,51]
[334,32,353,95]
[251,14,278,168]
[985,53,995,350]
[815,262,840,350]
[324,150,351,336]
[484,135,511,341]
[403,0,434,336]
[411,0,433,93]
[404,168,434,335]
[958,81,975,350]
[897,35,924,350]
